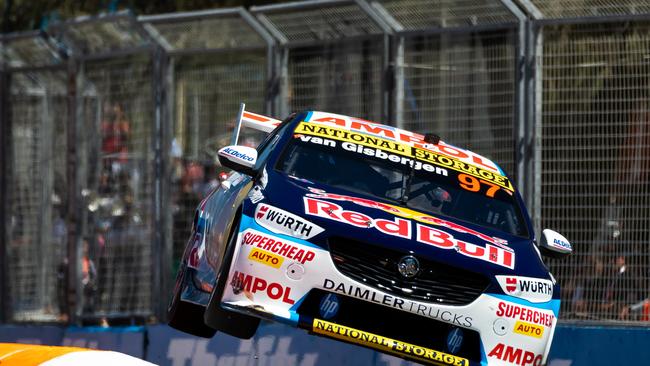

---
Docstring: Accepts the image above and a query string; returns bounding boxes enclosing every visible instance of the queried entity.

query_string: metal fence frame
[518,1,650,324]
[139,7,276,318]
[47,12,161,322]
[1,30,71,323]
[0,35,7,324]
[252,0,393,122]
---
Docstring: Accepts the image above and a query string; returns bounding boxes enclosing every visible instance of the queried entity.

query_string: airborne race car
[168,106,573,366]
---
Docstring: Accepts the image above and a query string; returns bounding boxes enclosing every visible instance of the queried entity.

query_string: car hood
[257,172,551,281]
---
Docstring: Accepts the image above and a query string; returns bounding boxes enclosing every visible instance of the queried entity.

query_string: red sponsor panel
[242,231,315,264]
[495,302,555,327]
[230,271,295,304]
[417,225,514,269]
[306,187,509,248]
[488,343,542,366]
[304,197,515,269]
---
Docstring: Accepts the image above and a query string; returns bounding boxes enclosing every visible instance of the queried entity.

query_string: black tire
[204,213,260,339]
[167,264,217,338]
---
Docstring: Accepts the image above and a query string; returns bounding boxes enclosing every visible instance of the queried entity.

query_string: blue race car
[168,106,572,366]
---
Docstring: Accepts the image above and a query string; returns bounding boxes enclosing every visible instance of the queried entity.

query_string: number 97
[458,174,500,197]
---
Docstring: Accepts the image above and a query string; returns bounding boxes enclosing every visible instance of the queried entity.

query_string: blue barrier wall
[0,323,648,365]
[146,323,415,366]
[547,325,650,366]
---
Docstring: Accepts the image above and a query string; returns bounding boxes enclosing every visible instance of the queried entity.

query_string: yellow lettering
[312,319,468,365]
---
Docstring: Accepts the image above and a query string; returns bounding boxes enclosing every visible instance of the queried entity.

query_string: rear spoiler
[231,103,282,145]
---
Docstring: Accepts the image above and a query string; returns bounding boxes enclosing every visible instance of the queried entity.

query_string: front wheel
[204,212,260,339]
[167,263,217,338]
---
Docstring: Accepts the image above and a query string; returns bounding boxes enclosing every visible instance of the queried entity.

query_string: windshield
[277,122,528,237]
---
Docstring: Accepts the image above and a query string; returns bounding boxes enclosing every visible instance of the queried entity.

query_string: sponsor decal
[446,328,464,354]
[295,122,409,155]
[323,279,473,327]
[230,271,295,305]
[306,187,508,248]
[242,230,316,264]
[513,320,544,339]
[305,197,514,269]
[305,112,501,174]
[296,122,512,191]
[296,132,448,177]
[552,238,572,251]
[313,319,468,366]
[222,147,254,162]
[496,302,555,327]
[319,293,340,319]
[248,248,283,269]
[413,147,513,191]
[487,343,542,366]
[248,185,264,204]
[254,203,324,240]
[188,233,202,269]
[496,276,553,303]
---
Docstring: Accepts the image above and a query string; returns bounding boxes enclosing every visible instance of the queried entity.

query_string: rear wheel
[167,264,217,338]
[204,213,260,339]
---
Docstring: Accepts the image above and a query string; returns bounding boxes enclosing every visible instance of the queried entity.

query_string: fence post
[67,56,83,324]
[0,54,9,323]
[499,0,532,205]
[530,23,543,235]
[152,44,170,321]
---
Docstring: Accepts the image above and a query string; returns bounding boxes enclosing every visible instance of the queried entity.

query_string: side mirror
[217,145,258,176]
[539,229,572,258]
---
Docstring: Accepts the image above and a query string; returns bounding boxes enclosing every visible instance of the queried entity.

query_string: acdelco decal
[313,319,468,366]
[255,203,324,240]
[496,302,555,327]
[304,197,514,269]
[513,320,544,339]
[248,248,283,269]
[230,271,295,304]
[242,230,315,264]
[496,276,553,303]
[306,113,501,174]
[306,187,509,248]
[488,343,542,366]
[323,279,473,327]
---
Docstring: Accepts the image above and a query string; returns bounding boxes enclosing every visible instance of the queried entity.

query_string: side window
[254,118,295,171]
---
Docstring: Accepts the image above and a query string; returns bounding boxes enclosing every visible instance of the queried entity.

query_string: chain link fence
[1,0,650,325]
[373,0,521,178]
[539,21,650,323]
[252,0,390,121]
[2,33,69,322]
[140,9,273,294]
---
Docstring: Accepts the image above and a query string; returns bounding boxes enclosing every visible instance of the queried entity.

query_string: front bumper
[220,214,559,365]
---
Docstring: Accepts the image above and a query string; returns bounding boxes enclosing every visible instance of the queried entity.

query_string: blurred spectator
[81,238,98,315]
[101,102,131,175]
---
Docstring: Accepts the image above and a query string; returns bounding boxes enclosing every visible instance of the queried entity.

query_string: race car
[168,105,573,366]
